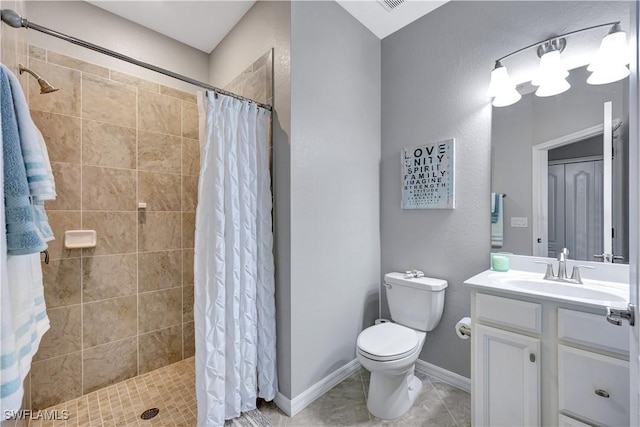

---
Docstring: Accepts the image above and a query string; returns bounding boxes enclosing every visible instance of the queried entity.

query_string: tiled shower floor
[29,358,470,427]
[29,358,197,427]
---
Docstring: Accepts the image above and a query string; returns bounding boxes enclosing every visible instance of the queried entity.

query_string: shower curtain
[194,93,277,426]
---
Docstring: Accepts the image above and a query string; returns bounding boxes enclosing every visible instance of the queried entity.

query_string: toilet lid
[357,323,419,361]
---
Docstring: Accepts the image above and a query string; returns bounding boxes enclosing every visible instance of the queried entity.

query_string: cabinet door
[474,324,541,426]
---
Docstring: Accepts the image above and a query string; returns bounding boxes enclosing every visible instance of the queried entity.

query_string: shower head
[18,64,59,94]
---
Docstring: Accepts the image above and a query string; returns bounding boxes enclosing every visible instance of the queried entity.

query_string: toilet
[356,272,447,420]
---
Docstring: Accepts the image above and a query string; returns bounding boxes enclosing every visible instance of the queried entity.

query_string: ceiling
[336,0,448,39]
[88,0,449,54]
[87,1,256,53]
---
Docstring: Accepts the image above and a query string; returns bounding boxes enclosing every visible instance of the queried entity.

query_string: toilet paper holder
[455,317,472,339]
[458,325,471,337]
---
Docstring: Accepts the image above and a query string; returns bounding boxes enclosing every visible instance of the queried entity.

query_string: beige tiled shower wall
[223,50,273,106]
[0,0,28,75]
[24,46,199,410]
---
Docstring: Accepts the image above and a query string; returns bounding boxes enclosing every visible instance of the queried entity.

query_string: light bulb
[588,26,629,72]
[587,64,630,85]
[487,62,509,98]
[587,25,630,85]
[535,78,570,97]
[492,86,522,107]
[532,51,569,87]
[487,61,521,106]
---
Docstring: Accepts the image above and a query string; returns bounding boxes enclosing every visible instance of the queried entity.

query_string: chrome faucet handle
[534,261,555,280]
[570,265,595,284]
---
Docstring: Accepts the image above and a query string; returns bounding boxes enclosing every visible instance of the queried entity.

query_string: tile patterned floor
[26,358,470,427]
[259,369,471,427]
[28,358,197,427]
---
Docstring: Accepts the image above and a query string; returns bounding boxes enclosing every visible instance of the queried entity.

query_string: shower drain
[140,408,160,420]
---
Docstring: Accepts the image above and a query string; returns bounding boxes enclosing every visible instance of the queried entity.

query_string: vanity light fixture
[488,21,629,107]
[532,39,571,97]
[487,60,521,107]
[587,23,630,85]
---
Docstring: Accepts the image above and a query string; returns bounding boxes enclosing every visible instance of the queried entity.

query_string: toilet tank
[384,272,447,332]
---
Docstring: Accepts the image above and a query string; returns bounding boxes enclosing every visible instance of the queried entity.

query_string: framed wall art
[401,138,455,210]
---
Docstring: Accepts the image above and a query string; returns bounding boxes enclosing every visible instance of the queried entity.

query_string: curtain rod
[0,9,272,111]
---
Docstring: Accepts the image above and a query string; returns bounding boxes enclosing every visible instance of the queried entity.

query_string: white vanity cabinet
[472,293,542,426]
[470,291,630,427]
[556,309,629,426]
[474,324,541,426]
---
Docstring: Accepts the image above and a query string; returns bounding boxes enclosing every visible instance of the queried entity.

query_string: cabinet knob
[529,353,536,363]
[595,389,610,398]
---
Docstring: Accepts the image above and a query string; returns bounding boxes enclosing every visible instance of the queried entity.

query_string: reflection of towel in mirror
[491,193,500,223]
[491,193,503,248]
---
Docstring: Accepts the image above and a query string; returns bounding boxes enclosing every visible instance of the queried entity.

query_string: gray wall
[380,0,631,378]
[381,1,491,378]
[23,1,209,93]
[491,89,534,256]
[208,0,293,398]
[290,1,381,397]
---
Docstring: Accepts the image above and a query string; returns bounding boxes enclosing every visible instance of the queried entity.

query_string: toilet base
[366,366,423,420]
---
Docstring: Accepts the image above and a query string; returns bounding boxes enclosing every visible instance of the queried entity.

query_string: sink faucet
[534,247,594,284]
[557,247,568,280]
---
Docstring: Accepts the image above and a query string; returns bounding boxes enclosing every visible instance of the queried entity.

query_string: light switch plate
[511,217,528,228]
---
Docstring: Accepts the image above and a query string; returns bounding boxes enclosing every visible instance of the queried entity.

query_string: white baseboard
[273,358,361,417]
[415,359,471,393]
[273,392,292,416]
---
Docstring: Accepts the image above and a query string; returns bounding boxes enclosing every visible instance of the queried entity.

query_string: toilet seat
[357,323,419,362]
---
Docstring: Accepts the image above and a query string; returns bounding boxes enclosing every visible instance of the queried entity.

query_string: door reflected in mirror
[491,65,628,263]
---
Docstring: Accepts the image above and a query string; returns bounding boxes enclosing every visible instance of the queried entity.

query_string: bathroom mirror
[491,54,629,263]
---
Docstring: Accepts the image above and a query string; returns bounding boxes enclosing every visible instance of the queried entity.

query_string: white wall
[381,0,632,378]
[290,1,381,397]
[23,1,209,93]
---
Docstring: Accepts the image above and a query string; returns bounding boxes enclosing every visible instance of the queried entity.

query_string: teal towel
[3,64,55,202]
[491,193,500,224]
[33,204,53,242]
[491,193,504,248]
[1,67,46,255]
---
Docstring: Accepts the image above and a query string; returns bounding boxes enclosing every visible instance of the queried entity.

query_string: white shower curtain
[194,93,277,426]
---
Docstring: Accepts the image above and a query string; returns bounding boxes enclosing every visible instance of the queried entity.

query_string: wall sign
[401,138,455,210]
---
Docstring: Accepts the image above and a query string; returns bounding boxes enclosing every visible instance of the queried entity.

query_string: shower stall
[0,4,274,426]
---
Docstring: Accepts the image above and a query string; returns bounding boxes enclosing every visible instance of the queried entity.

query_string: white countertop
[464,255,630,309]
